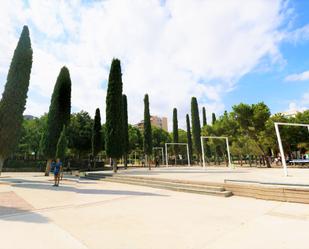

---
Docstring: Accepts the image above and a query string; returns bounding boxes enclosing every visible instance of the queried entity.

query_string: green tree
[122,94,129,169]
[232,102,271,167]
[143,94,152,169]
[202,107,207,126]
[17,115,47,159]
[56,126,68,161]
[212,113,217,125]
[128,125,143,151]
[0,26,33,173]
[191,97,202,163]
[105,59,123,172]
[68,111,93,158]
[186,114,193,164]
[92,108,102,165]
[42,66,71,175]
[152,126,171,148]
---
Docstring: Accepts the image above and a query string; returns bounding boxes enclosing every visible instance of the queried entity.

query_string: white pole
[226,137,232,168]
[275,123,288,176]
[165,143,168,167]
[201,137,206,168]
[186,144,190,166]
[161,148,164,166]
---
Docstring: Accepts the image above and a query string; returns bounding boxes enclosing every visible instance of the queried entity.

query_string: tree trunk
[44,159,51,176]
[249,155,252,167]
[94,158,97,169]
[146,155,151,170]
[113,158,117,173]
[240,155,243,167]
[124,154,128,169]
[0,156,4,176]
[265,155,271,168]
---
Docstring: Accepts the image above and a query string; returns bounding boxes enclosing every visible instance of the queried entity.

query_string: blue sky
[225,0,309,114]
[0,0,308,129]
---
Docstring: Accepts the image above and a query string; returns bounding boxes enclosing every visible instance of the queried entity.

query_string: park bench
[289,159,309,166]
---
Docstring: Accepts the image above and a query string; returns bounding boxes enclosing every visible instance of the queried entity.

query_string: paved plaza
[0,169,309,249]
[110,166,309,186]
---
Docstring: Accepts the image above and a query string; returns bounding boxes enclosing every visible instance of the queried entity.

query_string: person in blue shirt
[53,158,62,187]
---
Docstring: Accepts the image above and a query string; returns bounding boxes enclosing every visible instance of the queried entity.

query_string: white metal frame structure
[165,143,190,166]
[274,122,309,176]
[153,147,165,165]
[201,136,232,169]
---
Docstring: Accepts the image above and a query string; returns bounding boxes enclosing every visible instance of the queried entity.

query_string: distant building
[278,110,298,118]
[23,115,36,120]
[275,108,309,118]
[136,115,168,131]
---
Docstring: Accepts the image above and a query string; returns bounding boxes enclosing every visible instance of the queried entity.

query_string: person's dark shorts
[54,171,60,176]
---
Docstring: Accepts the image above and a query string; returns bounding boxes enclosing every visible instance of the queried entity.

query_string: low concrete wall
[224,182,309,204]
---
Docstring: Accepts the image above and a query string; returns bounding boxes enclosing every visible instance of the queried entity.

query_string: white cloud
[285,24,309,43]
[287,92,309,113]
[0,0,296,129]
[285,70,309,82]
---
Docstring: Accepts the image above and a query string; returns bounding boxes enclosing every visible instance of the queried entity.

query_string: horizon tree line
[0,26,308,174]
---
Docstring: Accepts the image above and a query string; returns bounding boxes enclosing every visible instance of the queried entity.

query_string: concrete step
[110,175,225,192]
[92,175,232,197]
[103,177,232,197]
[84,173,112,180]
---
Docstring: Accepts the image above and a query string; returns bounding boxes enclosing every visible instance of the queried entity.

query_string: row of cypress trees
[171,99,217,165]
[0,26,217,174]
[0,27,131,174]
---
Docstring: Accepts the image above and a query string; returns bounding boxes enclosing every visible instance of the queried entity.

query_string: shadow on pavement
[12,183,167,197]
[0,206,49,223]
[0,178,50,184]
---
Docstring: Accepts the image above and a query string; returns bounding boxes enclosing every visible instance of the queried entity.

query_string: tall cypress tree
[92,108,102,159]
[122,94,129,169]
[42,66,71,175]
[212,113,217,125]
[105,59,123,173]
[191,97,202,163]
[0,26,33,173]
[202,107,207,126]
[143,94,152,170]
[173,108,179,164]
[186,114,193,165]
[56,126,68,161]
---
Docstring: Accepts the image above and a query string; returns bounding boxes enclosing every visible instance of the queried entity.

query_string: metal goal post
[164,143,190,167]
[274,122,309,176]
[200,136,232,169]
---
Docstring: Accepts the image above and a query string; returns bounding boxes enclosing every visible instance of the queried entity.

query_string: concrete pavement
[0,172,309,249]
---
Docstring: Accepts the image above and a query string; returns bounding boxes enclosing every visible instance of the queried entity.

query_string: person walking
[53,158,62,187]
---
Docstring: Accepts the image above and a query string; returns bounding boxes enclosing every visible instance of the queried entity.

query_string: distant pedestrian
[155,157,160,167]
[53,158,62,187]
